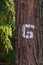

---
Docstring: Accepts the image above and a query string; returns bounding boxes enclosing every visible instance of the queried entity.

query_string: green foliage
[0,0,15,30]
[0,0,16,65]
[5,50,16,65]
[0,25,13,53]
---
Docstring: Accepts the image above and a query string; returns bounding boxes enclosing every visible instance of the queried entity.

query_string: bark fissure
[14,0,43,65]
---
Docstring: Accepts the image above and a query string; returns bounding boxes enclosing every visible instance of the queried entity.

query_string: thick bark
[14,0,43,65]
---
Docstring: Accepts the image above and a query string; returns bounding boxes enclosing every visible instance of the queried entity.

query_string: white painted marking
[22,24,35,39]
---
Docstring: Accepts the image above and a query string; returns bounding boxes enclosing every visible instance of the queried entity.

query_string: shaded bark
[14,0,43,65]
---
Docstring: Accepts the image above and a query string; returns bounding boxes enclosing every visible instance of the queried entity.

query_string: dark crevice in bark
[14,0,43,65]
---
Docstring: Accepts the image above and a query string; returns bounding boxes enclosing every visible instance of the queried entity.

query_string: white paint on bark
[22,24,35,39]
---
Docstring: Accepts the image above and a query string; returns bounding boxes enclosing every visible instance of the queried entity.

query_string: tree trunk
[14,0,43,65]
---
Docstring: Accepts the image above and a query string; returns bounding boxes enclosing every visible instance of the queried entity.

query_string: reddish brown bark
[14,0,43,65]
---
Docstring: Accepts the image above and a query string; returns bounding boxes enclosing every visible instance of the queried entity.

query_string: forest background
[0,0,16,65]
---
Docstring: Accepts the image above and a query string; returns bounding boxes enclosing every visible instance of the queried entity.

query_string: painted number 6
[22,24,35,39]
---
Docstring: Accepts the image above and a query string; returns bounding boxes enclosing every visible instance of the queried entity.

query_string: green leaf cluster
[0,0,16,65]
[0,0,15,53]
[0,0,15,30]
[0,25,13,53]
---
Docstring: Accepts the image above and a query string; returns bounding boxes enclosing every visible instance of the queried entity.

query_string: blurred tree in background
[0,0,16,65]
